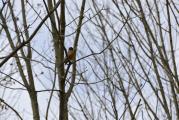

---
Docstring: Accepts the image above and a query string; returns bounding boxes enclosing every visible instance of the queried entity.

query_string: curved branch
[0,98,23,120]
[0,0,61,67]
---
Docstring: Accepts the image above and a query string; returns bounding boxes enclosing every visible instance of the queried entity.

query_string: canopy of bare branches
[0,0,178,120]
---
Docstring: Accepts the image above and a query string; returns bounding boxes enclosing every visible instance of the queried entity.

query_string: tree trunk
[60,94,68,120]
[29,91,40,120]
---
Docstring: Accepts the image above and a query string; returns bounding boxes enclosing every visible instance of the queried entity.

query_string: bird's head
[69,47,73,50]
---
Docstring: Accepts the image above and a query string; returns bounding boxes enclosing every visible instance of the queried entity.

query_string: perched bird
[64,47,74,64]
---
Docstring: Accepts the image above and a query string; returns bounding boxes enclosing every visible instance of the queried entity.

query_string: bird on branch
[64,47,74,65]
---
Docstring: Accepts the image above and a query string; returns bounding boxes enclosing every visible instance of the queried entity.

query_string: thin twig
[0,98,23,120]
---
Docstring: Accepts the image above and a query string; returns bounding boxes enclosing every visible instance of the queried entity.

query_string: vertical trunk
[59,0,66,119]
[46,0,67,119]
[29,91,40,120]
[60,95,68,120]
[45,0,66,119]
[21,1,40,119]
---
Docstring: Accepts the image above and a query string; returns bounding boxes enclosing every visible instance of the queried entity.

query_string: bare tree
[0,0,178,120]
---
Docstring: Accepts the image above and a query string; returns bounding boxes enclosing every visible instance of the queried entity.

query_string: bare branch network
[0,0,178,120]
